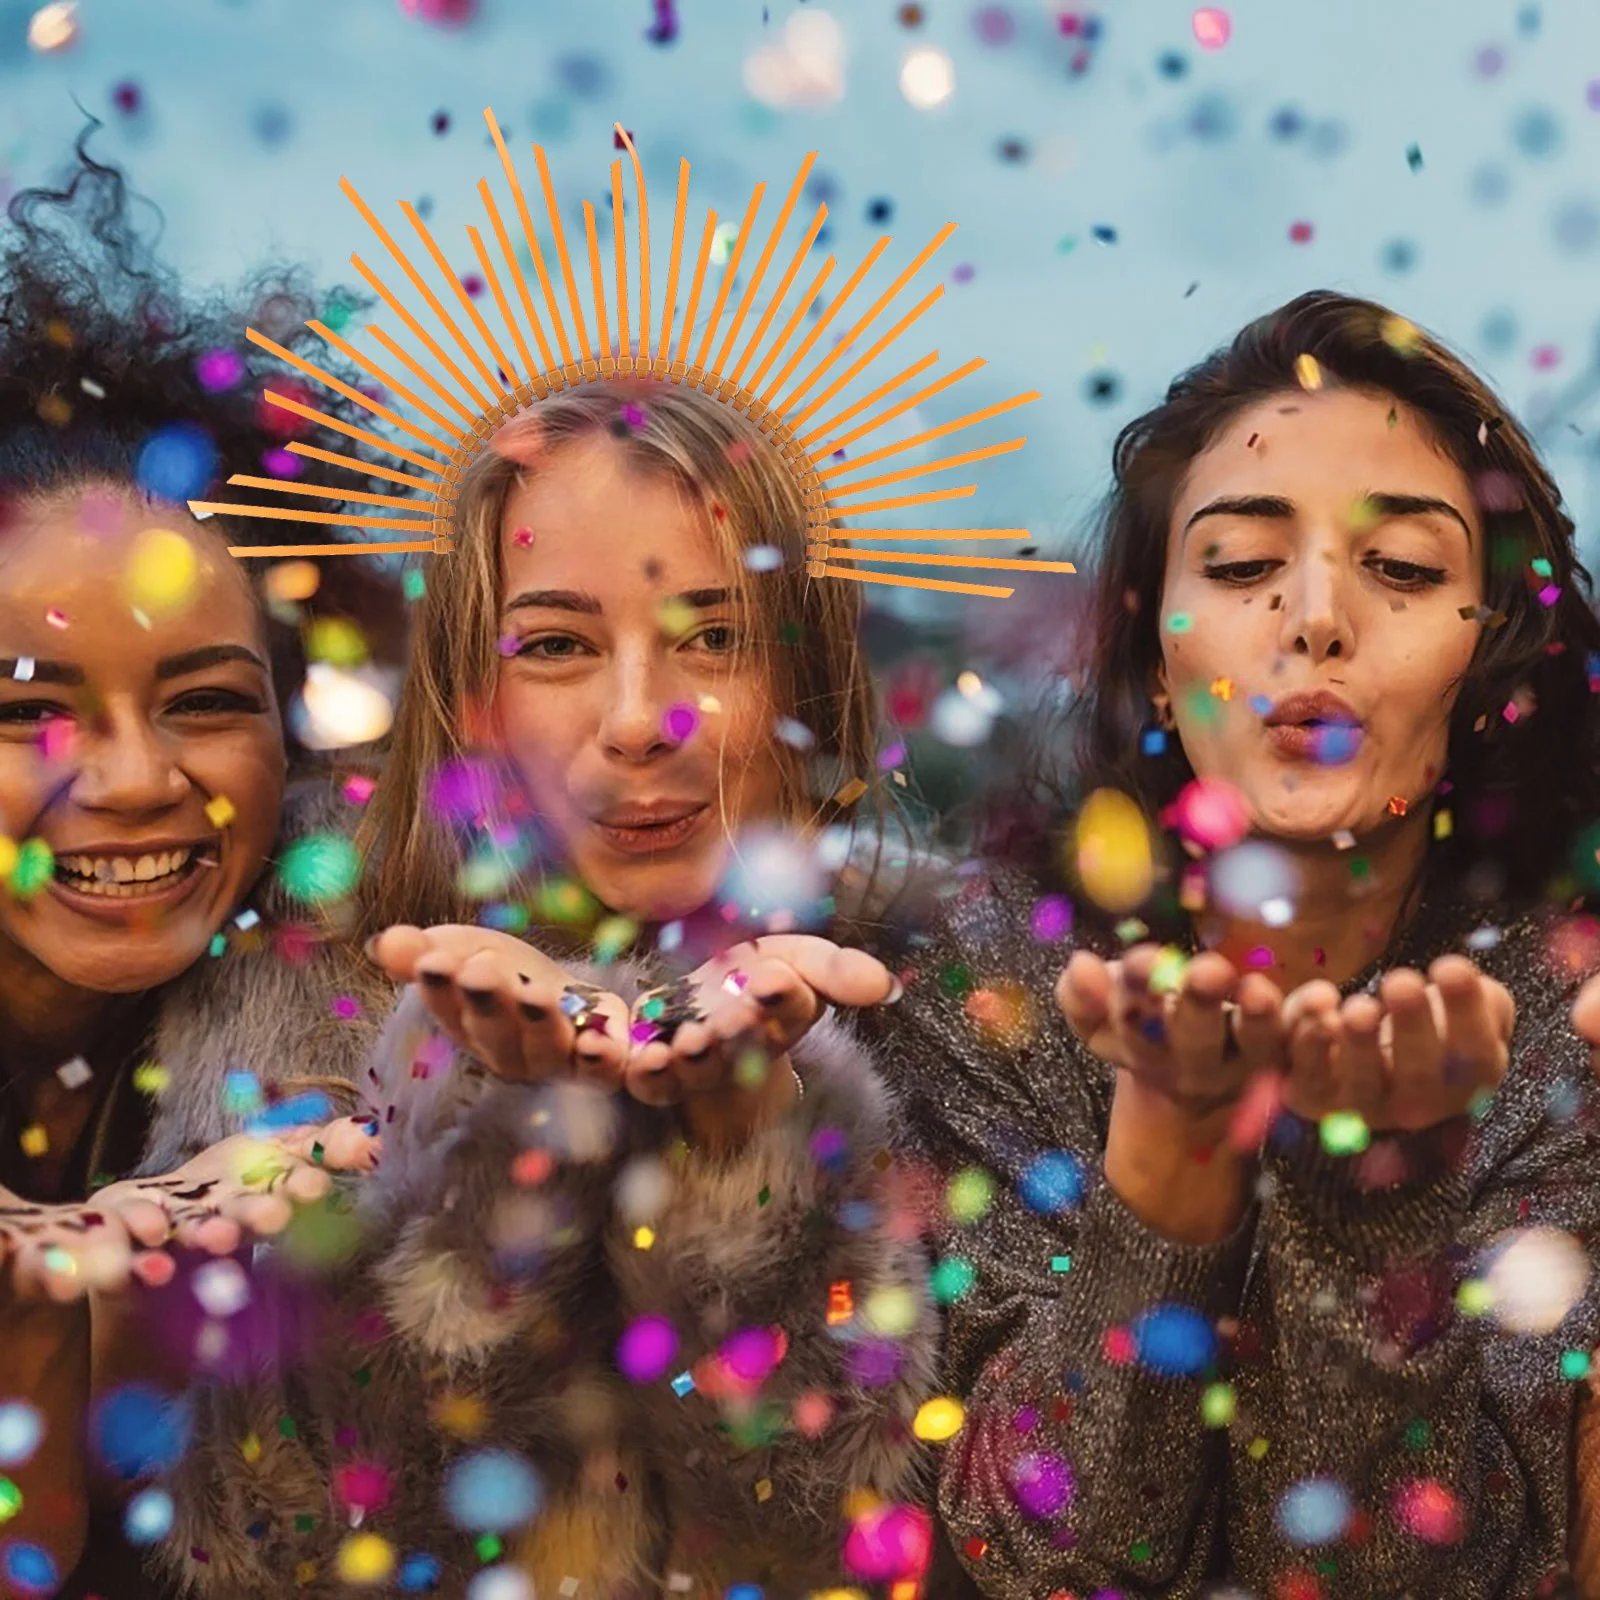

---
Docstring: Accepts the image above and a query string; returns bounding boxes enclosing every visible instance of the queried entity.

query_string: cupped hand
[1573,971,1600,1079]
[1281,955,1514,1132]
[0,1117,381,1304]
[1055,944,1287,1119]
[624,935,899,1150]
[369,923,629,1088]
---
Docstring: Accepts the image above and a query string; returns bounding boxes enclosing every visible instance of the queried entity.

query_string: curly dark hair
[0,124,405,760]
[998,290,1600,919]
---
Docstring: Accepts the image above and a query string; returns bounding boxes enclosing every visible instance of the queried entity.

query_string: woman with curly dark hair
[0,133,400,1597]
[854,290,1600,1596]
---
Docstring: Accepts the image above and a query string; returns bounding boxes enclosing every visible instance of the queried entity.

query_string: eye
[685,622,741,654]
[1365,556,1447,589]
[167,688,267,716]
[515,634,593,661]
[0,700,71,727]
[1201,559,1281,586]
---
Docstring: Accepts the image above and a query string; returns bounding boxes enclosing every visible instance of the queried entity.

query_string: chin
[32,936,211,996]
[587,863,723,923]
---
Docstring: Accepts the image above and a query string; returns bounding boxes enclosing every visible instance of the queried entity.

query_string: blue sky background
[4,0,1600,618]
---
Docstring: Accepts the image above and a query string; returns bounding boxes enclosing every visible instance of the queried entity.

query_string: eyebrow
[1183,491,1474,546]
[504,586,734,615]
[0,644,268,688]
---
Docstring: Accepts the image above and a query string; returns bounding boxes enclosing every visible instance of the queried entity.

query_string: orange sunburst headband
[192,108,1075,600]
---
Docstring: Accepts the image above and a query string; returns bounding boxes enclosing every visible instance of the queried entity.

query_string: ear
[1148,662,1170,703]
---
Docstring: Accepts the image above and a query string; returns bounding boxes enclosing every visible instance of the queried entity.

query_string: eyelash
[514,624,742,660]
[1201,557,1448,591]
[0,689,264,726]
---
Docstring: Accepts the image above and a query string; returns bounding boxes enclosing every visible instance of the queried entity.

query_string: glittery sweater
[856,867,1600,1599]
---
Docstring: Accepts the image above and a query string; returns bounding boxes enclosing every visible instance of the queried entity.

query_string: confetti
[1484,1227,1590,1334]
[1293,353,1324,391]
[900,45,955,108]
[27,1,77,50]
[335,1532,396,1585]
[616,1316,679,1382]
[1073,788,1154,912]
[54,1056,92,1090]
[912,1397,965,1442]
[1277,1477,1353,1546]
[444,1450,542,1533]
[0,1406,43,1469]
[204,794,235,829]
[1192,7,1231,49]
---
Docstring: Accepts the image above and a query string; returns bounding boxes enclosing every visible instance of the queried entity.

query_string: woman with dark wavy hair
[0,134,399,1597]
[855,290,1600,1596]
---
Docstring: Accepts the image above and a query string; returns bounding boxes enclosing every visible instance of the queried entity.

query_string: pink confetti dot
[195,349,245,394]
[331,995,363,1020]
[662,703,699,743]
[512,526,535,548]
[39,717,76,763]
[1538,583,1561,607]
[261,447,301,477]
[460,273,484,299]
[1288,220,1315,244]
[1532,343,1562,370]
[44,608,68,629]
[1030,896,1073,942]
[617,1315,678,1383]
[1475,44,1506,78]
[1192,7,1231,49]
[342,774,376,805]
[1246,945,1275,969]
[1103,1326,1136,1364]
[1588,80,1600,111]
[972,5,1015,45]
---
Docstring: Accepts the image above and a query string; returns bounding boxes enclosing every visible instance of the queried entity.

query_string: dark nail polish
[418,969,451,989]
[460,986,498,1014]
[754,990,784,1008]
[519,1001,549,1022]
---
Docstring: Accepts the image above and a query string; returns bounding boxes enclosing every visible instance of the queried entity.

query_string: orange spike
[758,239,889,407]
[533,144,593,365]
[783,284,943,430]
[477,181,558,375]
[675,210,718,369]
[610,161,630,363]
[396,201,514,397]
[799,351,938,454]
[776,223,955,419]
[583,202,612,365]
[614,126,652,363]
[467,223,536,386]
[244,328,454,457]
[729,202,827,388]
[713,154,816,375]
[826,439,1026,499]
[694,182,766,373]
[260,391,442,475]
[658,160,690,366]
[363,325,480,426]
[190,503,434,532]
[823,486,975,518]
[818,548,1073,573]
[285,443,438,492]
[746,256,835,397]
[808,563,1013,599]
[807,359,986,457]
[225,475,433,513]
[823,527,1031,542]
[306,321,467,442]
[228,541,437,558]
[820,391,1040,480]
[349,255,489,413]
[484,110,573,368]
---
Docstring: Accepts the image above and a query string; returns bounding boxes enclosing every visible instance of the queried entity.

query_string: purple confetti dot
[195,350,245,393]
[1030,896,1072,942]
[662,704,699,743]
[1476,44,1505,77]
[616,1316,678,1383]
[972,4,1015,45]
[847,1338,906,1388]
[1007,1451,1074,1519]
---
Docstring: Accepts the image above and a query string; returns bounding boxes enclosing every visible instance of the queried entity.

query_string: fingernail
[885,977,904,1004]
[418,969,451,989]
[460,986,498,1014]
[519,1001,548,1022]
[362,935,381,962]
[754,990,784,1008]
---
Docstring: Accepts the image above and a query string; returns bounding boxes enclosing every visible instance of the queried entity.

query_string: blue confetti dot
[1553,198,1600,254]
[1470,162,1512,207]
[399,1552,443,1592]
[1019,1151,1085,1215]
[1268,105,1305,140]
[249,1090,333,1134]
[1380,238,1418,274]
[1156,49,1188,78]
[1091,224,1117,245]
[1141,728,1168,757]
[1133,1304,1216,1377]
[135,422,218,504]
[250,103,294,146]
[1308,119,1349,158]
[1480,306,1518,353]
[726,1587,764,1600]
[1186,92,1236,143]
[1511,105,1562,159]
[92,1385,192,1480]
[1,1542,57,1595]
[1276,1476,1353,1546]
[444,1449,542,1533]
[0,1404,43,1468]
[555,53,608,97]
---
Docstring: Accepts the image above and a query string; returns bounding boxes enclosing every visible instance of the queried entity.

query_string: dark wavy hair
[1004,290,1600,913]
[0,125,405,759]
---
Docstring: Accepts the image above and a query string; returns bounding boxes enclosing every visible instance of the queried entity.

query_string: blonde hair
[358,381,881,938]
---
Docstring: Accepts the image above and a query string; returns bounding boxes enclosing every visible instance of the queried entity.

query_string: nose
[1278,550,1353,664]
[69,708,190,816]
[596,653,675,764]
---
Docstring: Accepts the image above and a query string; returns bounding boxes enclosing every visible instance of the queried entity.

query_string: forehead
[1175,388,1473,514]
[0,491,263,661]
[498,436,734,600]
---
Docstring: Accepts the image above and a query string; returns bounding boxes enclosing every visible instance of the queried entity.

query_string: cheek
[492,679,585,802]
[0,745,51,835]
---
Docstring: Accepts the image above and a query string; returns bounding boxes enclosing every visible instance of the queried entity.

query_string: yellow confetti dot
[862,1285,919,1339]
[305,616,368,668]
[27,3,78,53]
[125,528,199,617]
[1247,1436,1270,1461]
[657,598,696,640]
[19,1125,48,1158]
[205,796,237,830]
[1209,676,1234,701]
[956,670,984,698]
[1147,946,1190,995]
[697,694,723,715]
[239,1432,262,1464]
[833,777,870,808]
[1433,809,1453,840]
[754,1477,773,1502]
[633,1226,656,1251]
[1380,314,1421,354]
[294,1560,318,1587]
[0,837,17,879]
[1293,353,1323,392]
[132,1062,170,1095]
[335,1532,395,1585]
[912,1396,966,1442]
[1072,788,1154,913]
[431,1391,486,1440]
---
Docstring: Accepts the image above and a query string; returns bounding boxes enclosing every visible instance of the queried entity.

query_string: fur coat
[152,963,940,1598]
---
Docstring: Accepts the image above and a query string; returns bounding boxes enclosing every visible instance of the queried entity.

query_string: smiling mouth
[52,843,219,899]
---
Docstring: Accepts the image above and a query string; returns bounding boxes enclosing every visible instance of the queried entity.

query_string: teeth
[56,847,194,891]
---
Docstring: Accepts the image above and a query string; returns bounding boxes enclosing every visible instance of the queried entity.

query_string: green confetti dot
[946,1167,997,1224]
[1456,1277,1493,1317]
[779,621,802,646]
[1404,1417,1432,1451]
[1201,1382,1235,1428]
[208,933,227,958]
[1050,1254,1072,1274]
[937,962,973,999]
[402,568,427,602]
[352,1366,372,1389]
[278,1414,299,1440]
[1561,1348,1592,1382]
[294,1512,315,1533]
[1320,1110,1370,1156]
[1130,1539,1152,1563]
[1166,612,1193,634]
[276,834,361,906]
[930,1255,976,1304]
[475,1534,503,1564]
[9,838,54,898]
[0,1477,21,1523]
[757,1185,772,1207]
[1532,556,1553,578]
